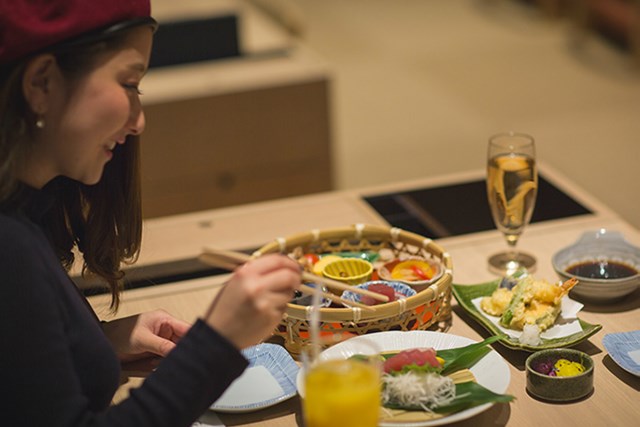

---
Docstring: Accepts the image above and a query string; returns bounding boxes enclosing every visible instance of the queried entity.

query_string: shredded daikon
[381,372,456,411]
[519,323,542,346]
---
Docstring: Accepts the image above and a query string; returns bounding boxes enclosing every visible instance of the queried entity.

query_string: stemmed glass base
[488,251,537,276]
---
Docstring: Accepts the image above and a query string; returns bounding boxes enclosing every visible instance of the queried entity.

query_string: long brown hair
[0,31,143,311]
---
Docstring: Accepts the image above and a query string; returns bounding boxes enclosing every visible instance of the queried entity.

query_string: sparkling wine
[487,153,537,246]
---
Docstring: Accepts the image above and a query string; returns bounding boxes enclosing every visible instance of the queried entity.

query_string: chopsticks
[199,248,389,311]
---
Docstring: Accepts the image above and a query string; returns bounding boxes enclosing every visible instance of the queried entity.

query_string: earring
[36,117,45,129]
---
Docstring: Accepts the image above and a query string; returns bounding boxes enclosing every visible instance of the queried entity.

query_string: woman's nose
[129,108,146,135]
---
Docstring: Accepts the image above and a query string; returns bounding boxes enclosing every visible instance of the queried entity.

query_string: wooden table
[89,164,640,427]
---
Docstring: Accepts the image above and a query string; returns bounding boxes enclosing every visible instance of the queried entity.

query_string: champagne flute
[486,132,538,275]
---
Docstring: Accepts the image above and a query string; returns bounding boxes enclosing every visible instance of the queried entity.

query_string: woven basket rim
[255,223,453,321]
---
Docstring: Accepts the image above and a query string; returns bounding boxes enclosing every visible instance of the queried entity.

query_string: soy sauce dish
[552,229,640,302]
[526,349,594,402]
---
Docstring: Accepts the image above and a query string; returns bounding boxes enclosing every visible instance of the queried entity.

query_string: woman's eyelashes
[123,83,143,95]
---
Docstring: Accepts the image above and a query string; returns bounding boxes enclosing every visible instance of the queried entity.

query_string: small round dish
[310,254,343,276]
[290,284,331,308]
[378,257,443,292]
[525,349,594,402]
[552,229,640,302]
[340,280,417,306]
[322,258,373,287]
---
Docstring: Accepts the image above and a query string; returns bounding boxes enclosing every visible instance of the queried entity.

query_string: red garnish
[303,254,320,265]
[411,265,429,280]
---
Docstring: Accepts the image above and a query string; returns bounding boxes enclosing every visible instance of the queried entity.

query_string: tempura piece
[516,299,558,331]
[480,276,578,331]
[490,276,578,332]
[480,287,513,316]
[531,277,578,305]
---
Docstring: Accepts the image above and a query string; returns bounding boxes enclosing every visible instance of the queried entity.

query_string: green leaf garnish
[383,381,514,412]
[438,335,505,376]
[432,381,515,414]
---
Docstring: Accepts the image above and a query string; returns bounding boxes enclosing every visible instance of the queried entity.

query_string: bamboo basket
[254,224,453,355]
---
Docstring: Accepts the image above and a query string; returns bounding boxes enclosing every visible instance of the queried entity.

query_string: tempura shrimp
[480,276,580,332]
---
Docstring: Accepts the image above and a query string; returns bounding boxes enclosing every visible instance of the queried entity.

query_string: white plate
[211,343,299,413]
[603,330,640,377]
[296,331,511,427]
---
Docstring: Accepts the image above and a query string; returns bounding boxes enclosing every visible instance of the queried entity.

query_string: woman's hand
[205,254,301,350]
[102,309,192,362]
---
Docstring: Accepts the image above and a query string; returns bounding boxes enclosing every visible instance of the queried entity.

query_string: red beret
[0,0,154,64]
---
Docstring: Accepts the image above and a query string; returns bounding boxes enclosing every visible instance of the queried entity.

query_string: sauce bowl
[552,229,640,302]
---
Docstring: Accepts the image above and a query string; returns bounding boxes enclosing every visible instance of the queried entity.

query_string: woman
[0,1,301,425]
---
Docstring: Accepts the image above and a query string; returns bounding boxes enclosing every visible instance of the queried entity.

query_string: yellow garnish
[391,260,434,281]
[554,359,585,377]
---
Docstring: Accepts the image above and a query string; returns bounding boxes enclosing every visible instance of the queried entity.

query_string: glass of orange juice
[303,358,380,427]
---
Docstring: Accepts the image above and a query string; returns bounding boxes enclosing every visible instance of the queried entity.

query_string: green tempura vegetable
[499,276,532,328]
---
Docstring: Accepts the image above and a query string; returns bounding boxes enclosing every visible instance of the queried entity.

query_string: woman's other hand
[102,309,191,362]
[205,254,301,349]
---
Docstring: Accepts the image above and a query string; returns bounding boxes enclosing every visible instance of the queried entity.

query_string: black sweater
[0,185,248,426]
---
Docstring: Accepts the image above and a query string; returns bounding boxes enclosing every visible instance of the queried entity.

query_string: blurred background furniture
[573,0,640,67]
[516,0,640,66]
[139,0,639,232]
[140,0,333,218]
